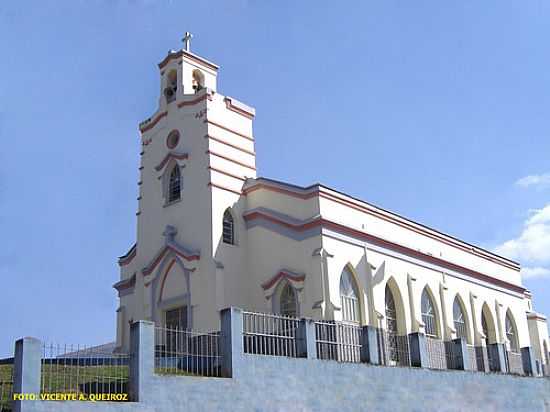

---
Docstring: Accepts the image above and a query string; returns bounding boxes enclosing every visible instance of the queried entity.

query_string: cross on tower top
[182,32,193,52]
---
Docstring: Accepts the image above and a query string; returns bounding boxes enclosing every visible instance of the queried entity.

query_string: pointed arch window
[453,297,467,340]
[505,313,519,353]
[168,166,181,203]
[279,283,297,317]
[421,289,437,338]
[340,268,360,324]
[222,209,235,245]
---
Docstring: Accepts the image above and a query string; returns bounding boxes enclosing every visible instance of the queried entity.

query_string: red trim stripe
[205,134,256,156]
[206,150,256,171]
[208,166,247,182]
[243,182,519,271]
[208,182,243,196]
[244,211,526,294]
[205,120,254,142]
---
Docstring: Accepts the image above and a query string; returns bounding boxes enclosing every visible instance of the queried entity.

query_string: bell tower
[115,34,257,350]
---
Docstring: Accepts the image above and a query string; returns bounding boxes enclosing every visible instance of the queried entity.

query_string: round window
[166,130,180,149]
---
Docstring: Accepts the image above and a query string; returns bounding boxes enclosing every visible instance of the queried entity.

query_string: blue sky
[1,1,549,357]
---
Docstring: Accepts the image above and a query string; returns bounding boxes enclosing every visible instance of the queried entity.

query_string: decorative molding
[177,92,208,108]
[261,269,305,300]
[205,134,256,156]
[207,166,247,182]
[139,111,167,133]
[118,244,137,266]
[113,273,136,297]
[154,152,189,172]
[527,312,547,322]
[142,240,200,277]
[206,150,256,171]
[207,182,242,196]
[262,269,306,291]
[158,49,219,71]
[243,208,526,295]
[243,178,520,271]
[205,119,254,142]
[224,97,256,119]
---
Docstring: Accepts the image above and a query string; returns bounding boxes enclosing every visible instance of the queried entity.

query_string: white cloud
[495,204,550,280]
[515,173,550,188]
[521,267,550,279]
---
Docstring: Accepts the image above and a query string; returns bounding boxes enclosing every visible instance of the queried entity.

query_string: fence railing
[506,351,523,375]
[315,321,362,363]
[154,327,221,377]
[377,330,411,367]
[41,343,129,399]
[242,311,300,358]
[0,363,13,412]
[425,337,448,370]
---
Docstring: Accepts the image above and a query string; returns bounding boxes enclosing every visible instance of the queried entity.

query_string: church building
[113,35,550,373]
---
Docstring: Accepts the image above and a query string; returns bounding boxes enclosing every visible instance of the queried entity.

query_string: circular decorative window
[166,130,180,149]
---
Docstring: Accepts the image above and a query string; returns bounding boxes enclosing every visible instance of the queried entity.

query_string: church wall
[245,225,322,318]
[321,230,530,346]
[318,192,522,287]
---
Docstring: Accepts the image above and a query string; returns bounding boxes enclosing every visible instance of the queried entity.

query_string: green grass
[0,365,13,411]
[40,364,128,394]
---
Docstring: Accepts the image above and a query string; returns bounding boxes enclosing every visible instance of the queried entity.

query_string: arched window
[385,285,399,363]
[164,70,177,103]
[421,288,437,338]
[168,166,181,202]
[544,341,549,365]
[505,312,519,353]
[340,267,360,324]
[279,283,297,317]
[453,297,467,340]
[222,209,235,245]
[192,69,205,93]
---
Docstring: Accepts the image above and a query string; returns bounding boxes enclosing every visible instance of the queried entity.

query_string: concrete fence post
[129,320,155,402]
[220,307,244,378]
[451,338,468,370]
[360,326,380,365]
[297,318,317,359]
[409,332,428,368]
[13,337,42,412]
[489,343,507,373]
[521,347,537,376]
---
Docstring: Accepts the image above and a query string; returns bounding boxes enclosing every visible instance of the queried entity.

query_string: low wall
[16,352,550,412]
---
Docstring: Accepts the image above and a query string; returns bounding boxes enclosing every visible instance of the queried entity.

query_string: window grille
[452,298,467,340]
[279,283,297,317]
[339,268,360,324]
[385,286,401,364]
[222,209,234,245]
[421,289,437,338]
[168,166,181,203]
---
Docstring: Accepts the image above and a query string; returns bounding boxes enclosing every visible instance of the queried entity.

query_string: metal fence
[0,363,13,412]
[154,327,221,377]
[377,330,410,367]
[41,343,129,399]
[466,344,478,371]
[315,321,362,363]
[425,337,448,370]
[242,311,300,358]
[506,351,523,375]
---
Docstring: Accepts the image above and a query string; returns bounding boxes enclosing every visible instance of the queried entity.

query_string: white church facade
[113,36,550,373]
